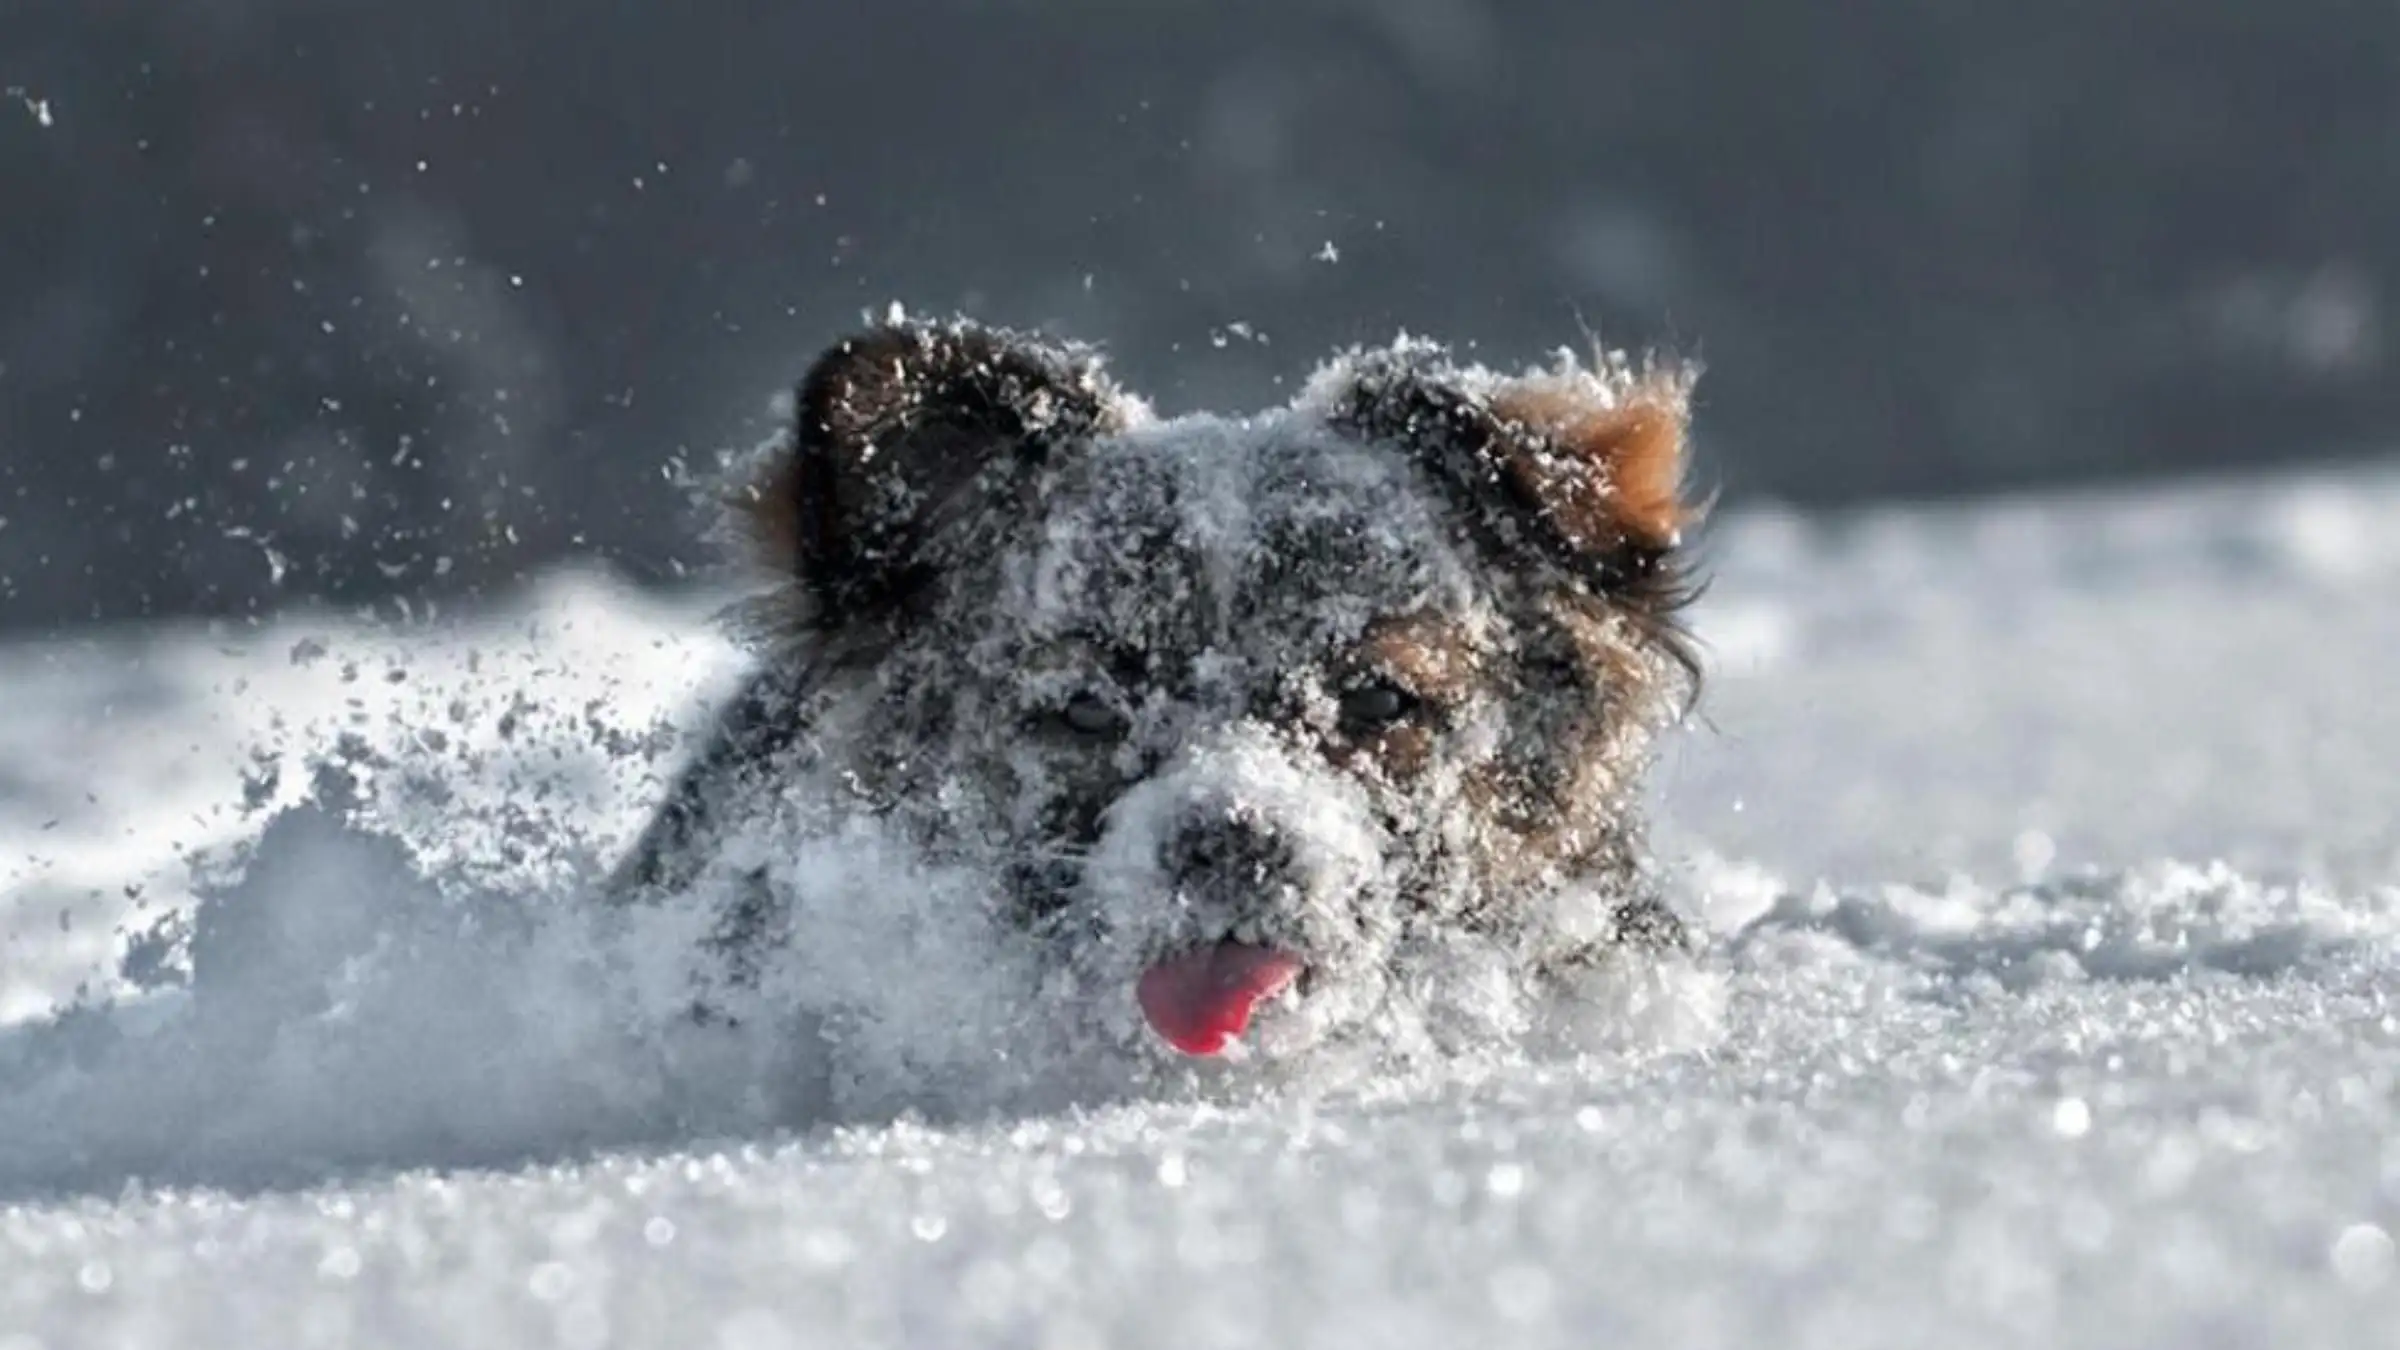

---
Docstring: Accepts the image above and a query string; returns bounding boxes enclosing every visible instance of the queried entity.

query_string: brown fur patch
[730,440,807,578]
[1489,366,1693,552]
[1354,615,1483,706]
[1331,722,1438,780]
[1452,589,1665,895]
[1326,615,1485,781]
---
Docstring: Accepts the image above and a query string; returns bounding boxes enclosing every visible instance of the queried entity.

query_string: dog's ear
[1327,342,1698,596]
[1483,367,1694,560]
[736,320,1128,628]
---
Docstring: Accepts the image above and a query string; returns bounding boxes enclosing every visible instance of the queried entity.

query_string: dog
[610,317,1701,1060]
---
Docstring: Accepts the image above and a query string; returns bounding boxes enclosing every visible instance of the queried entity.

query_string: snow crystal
[7,87,52,128]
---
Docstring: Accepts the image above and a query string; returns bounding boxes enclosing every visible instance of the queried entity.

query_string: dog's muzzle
[1137,814,1309,1055]
[1082,728,1388,1056]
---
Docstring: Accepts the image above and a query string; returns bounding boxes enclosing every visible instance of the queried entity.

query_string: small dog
[613,317,1701,1059]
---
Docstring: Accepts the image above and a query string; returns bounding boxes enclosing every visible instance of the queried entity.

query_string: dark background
[5,0,2395,632]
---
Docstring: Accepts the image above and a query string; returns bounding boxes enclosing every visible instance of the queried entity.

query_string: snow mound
[0,803,748,1196]
[0,779,2378,1201]
[1726,862,2400,987]
[0,758,1720,1200]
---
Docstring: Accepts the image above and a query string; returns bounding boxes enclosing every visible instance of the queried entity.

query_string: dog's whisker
[1005,843,1096,865]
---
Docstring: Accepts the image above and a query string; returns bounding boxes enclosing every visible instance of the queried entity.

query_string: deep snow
[2,466,2397,1348]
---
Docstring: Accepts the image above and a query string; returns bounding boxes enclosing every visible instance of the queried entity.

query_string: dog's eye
[1055,691,1130,739]
[1338,679,1419,732]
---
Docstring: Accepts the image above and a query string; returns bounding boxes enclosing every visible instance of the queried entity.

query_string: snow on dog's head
[619,317,1706,1064]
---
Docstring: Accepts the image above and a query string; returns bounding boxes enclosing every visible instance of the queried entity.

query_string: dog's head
[727,318,1700,1057]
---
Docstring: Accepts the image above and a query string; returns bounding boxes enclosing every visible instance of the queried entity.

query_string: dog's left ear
[1328,344,1698,593]
[735,319,1129,629]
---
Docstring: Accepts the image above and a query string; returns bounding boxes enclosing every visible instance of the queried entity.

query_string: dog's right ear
[735,319,1128,630]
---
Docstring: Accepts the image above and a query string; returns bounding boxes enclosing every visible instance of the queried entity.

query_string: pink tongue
[1136,942,1306,1056]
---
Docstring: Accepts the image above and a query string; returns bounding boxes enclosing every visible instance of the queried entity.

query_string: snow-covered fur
[611,317,1702,1057]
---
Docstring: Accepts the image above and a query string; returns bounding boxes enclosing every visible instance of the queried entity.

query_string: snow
[3,465,2399,1347]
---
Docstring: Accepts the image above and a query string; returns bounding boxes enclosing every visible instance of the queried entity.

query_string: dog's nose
[1163,813,1299,898]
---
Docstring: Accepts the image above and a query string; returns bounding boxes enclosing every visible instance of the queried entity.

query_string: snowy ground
[2,465,2398,1348]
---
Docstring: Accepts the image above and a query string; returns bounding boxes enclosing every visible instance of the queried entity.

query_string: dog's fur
[612,317,1702,1053]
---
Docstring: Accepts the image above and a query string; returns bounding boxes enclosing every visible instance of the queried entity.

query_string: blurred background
[4,0,2394,633]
